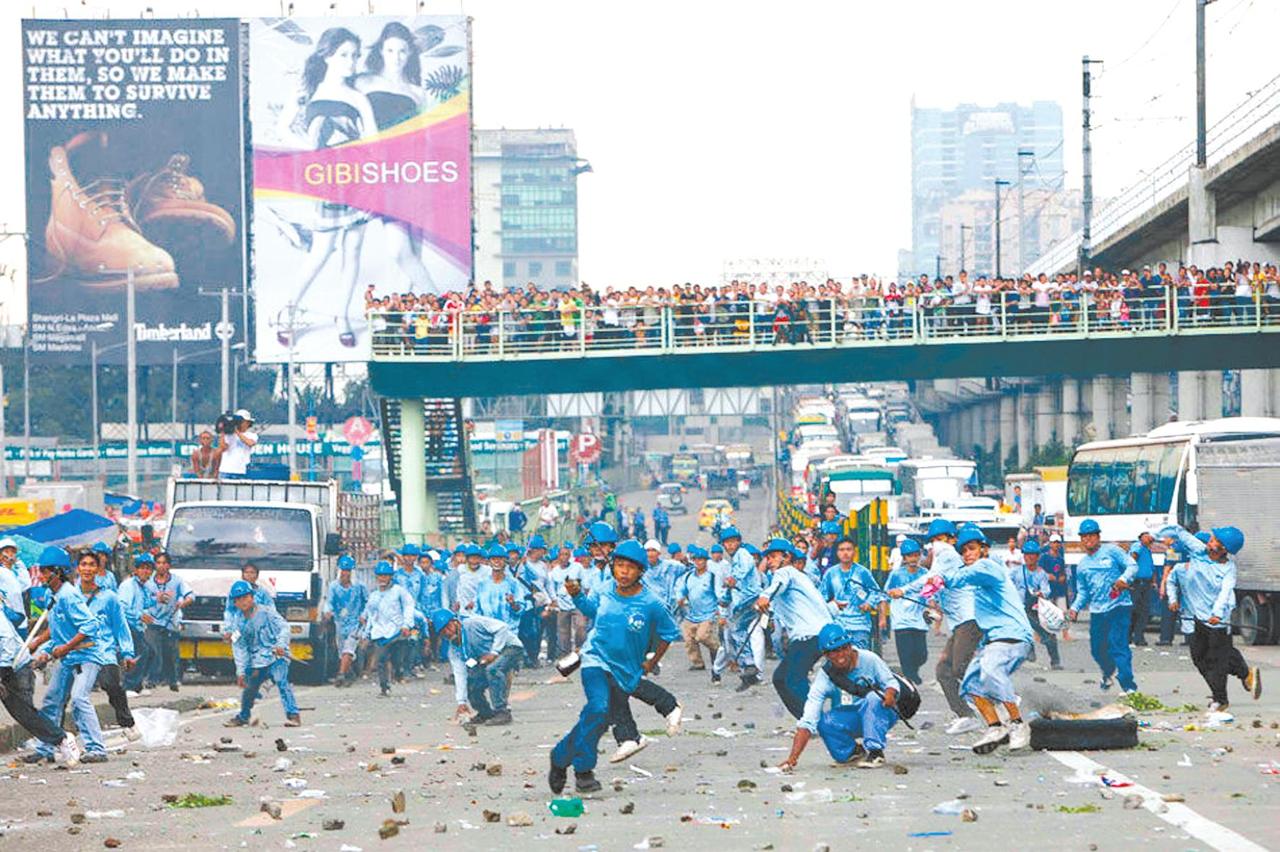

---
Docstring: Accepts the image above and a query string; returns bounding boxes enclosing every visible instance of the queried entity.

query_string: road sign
[305,416,318,440]
[214,321,236,341]
[343,416,375,447]
[571,432,602,464]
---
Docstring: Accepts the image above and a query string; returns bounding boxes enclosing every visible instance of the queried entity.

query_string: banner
[22,19,247,364]
[249,16,472,363]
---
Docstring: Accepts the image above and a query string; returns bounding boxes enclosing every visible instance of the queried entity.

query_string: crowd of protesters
[367,258,1280,353]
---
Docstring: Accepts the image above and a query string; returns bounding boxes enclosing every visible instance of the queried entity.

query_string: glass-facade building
[474,129,581,289]
[911,100,1064,278]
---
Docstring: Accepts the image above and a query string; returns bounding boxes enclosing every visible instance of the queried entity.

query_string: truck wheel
[1234,594,1272,646]
[1029,717,1138,751]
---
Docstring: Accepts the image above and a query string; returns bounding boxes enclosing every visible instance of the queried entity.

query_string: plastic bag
[131,707,179,748]
[1036,598,1065,632]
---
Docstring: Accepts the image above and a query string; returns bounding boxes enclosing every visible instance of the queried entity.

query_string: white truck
[162,478,381,683]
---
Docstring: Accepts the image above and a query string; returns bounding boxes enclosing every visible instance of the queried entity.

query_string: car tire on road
[1028,716,1138,751]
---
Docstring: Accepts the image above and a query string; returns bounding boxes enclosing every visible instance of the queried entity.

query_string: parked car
[656,482,689,515]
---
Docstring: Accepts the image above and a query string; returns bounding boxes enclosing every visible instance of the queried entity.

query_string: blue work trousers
[1088,606,1136,691]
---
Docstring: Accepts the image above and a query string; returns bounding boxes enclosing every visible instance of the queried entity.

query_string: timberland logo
[134,321,213,342]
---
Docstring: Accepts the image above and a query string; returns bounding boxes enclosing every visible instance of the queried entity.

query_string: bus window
[1110,451,1135,514]
[1067,454,1092,516]
[1089,449,1117,514]
[1132,443,1160,513]
[1154,442,1184,515]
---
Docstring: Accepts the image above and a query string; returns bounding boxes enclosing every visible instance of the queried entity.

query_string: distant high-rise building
[474,129,585,290]
[911,100,1065,278]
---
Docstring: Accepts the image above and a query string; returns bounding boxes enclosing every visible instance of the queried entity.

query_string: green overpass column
[398,398,429,544]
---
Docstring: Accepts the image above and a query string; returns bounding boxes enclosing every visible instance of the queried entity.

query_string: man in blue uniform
[884,539,929,684]
[819,538,882,651]
[755,539,835,718]
[361,561,416,696]
[117,554,154,695]
[1068,519,1139,693]
[223,580,300,727]
[323,555,368,686]
[432,608,523,726]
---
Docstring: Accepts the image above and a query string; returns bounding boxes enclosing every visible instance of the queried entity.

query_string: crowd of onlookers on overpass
[366,258,1280,353]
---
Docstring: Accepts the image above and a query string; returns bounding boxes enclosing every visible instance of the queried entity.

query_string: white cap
[1049,533,1062,542]
[0,537,16,550]
[895,534,906,543]
[644,540,662,552]
[235,409,254,422]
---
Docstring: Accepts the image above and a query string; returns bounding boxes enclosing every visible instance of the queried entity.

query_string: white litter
[281,778,308,790]
[628,765,653,777]
[709,727,740,738]
[86,810,125,819]
[1177,754,1193,768]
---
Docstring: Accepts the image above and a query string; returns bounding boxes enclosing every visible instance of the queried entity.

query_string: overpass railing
[369,292,1280,361]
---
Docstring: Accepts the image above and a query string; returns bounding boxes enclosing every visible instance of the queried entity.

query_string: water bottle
[548,797,584,817]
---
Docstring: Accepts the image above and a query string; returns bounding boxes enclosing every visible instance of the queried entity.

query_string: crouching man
[224,580,300,728]
[779,623,912,771]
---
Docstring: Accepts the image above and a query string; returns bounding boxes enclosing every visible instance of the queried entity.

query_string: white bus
[1064,417,1280,555]
[897,458,978,517]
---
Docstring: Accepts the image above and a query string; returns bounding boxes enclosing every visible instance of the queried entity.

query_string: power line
[1111,0,1182,70]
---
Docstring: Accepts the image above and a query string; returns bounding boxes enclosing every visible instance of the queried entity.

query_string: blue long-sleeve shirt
[677,568,719,623]
[458,613,518,658]
[798,650,896,733]
[224,584,274,629]
[393,566,427,605]
[761,565,834,641]
[1157,526,1236,629]
[573,585,680,694]
[82,588,136,665]
[362,584,415,642]
[231,604,291,675]
[419,570,444,612]
[926,542,976,630]
[38,583,105,666]
[116,575,150,633]
[0,567,25,629]
[723,547,761,617]
[143,574,193,631]
[323,580,369,637]
[1071,544,1139,614]
[475,574,522,629]
[1128,541,1156,581]
[1010,565,1052,606]
[936,557,1033,644]
[885,566,928,631]
[547,562,584,610]
[819,563,882,632]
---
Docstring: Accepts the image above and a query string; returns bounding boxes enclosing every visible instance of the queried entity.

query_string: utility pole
[199,287,241,413]
[286,301,297,479]
[1016,148,1035,273]
[0,364,6,497]
[935,254,942,280]
[994,179,1011,278]
[91,341,100,482]
[21,335,29,483]
[1081,56,1103,273]
[126,267,138,495]
[1196,0,1210,166]
[959,224,971,272]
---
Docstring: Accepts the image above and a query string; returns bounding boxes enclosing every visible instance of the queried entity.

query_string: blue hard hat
[710,544,724,554]
[899,538,921,556]
[743,543,760,557]
[374,560,395,576]
[506,542,524,554]
[487,543,507,559]
[229,579,254,599]
[572,547,589,558]
[399,543,420,557]
[548,547,561,560]
[763,537,792,555]
[687,545,707,559]
[528,534,547,550]
[92,541,111,554]
[956,526,987,549]
[338,554,356,571]
[38,546,71,569]
[718,526,742,543]
[1194,531,1212,543]
[613,539,648,569]
[1211,526,1245,555]
[926,518,957,539]
[430,607,458,634]
[453,544,467,554]
[134,552,155,566]
[464,543,483,557]
[1078,518,1101,536]
[818,623,854,653]
[667,542,681,555]
[1021,540,1042,555]
[819,520,841,535]
[588,521,619,545]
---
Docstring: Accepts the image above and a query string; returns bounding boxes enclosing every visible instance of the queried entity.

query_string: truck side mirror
[323,532,342,555]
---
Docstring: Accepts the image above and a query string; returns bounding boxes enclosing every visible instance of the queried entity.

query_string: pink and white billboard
[249,16,471,362]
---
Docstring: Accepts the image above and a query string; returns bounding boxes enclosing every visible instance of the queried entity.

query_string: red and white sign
[541,429,561,490]
[343,416,375,447]
[571,432,602,465]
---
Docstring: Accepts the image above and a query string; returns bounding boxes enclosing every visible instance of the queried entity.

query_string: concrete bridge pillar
[1130,373,1171,435]
[999,394,1017,466]
[398,399,432,542]
[967,405,984,455]
[1241,369,1280,417]
[1089,377,1129,440]
[1177,371,1224,422]
[1060,379,1081,447]
[981,401,999,453]
[1034,385,1058,449]
[1016,393,1032,468]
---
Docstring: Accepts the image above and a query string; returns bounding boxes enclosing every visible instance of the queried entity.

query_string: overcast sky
[5,0,1279,310]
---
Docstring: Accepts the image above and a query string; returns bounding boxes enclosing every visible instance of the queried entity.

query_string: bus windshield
[1066,441,1185,517]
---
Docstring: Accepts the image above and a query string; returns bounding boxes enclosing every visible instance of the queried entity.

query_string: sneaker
[139,688,152,697]
[1007,720,1030,751]
[665,704,683,737]
[944,716,984,736]
[574,769,603,794]
[284,714,302,727]
[1050,663,1064,671]
[21,751,51,765]
[80,752,108,764]
[855,749,885,768]
[1244,666,1262,699]
[168,684,180,693]
[710,673,722,685]
[609,736,649,763]
[735,673,762,693]
[125,690,142,699]
[1208,700,1230,712]
[485,710,513,726]
[1100,677,1113,691]
[548,757,567,794]
[837,743,868,765]
[223,716,248,728]
[123,726,142,742]
[57,737,82,768]
[972,725,1010,755]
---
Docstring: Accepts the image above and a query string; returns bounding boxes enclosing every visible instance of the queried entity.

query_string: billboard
[249,16,472,363]
[22,19,247,364]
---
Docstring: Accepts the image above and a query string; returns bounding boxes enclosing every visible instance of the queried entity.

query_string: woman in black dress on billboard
[356,22,438,295]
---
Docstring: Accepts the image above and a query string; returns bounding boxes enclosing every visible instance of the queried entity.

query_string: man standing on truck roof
[1157,523,1262,711]
[224,580,301,727]
[324,555,368,687]
[142,551,192,693]
[217,410,258,480]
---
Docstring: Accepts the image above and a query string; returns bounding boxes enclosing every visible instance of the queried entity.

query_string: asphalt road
[1,487,1276,850]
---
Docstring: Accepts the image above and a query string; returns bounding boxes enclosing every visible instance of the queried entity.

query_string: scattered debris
[260,800,283,821]
[736,779,757,791]
[378,819,399,839]
[275,739,288,752]
[486,764,503,776]
[554,823,577,835]
[1123,794,1144,810]
[273,758,293,772]
[1161,793,1185,803]
[104,839,122,849]
[433,822,447,833]
[960,809,978,822]
[482,809,501,823]
[620,801,635,814]
[1056,804,1102,814]
[323,819,345,831]
[169,793,233,809]
[506,811,533,827]
[391,790,405,814]
[892,764,909,775]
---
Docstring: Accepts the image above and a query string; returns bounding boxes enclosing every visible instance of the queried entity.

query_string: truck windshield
[167,506,313,569]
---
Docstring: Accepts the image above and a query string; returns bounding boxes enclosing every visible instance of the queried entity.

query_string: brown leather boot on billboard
[43,132,178,290]
[127,153,236,252]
